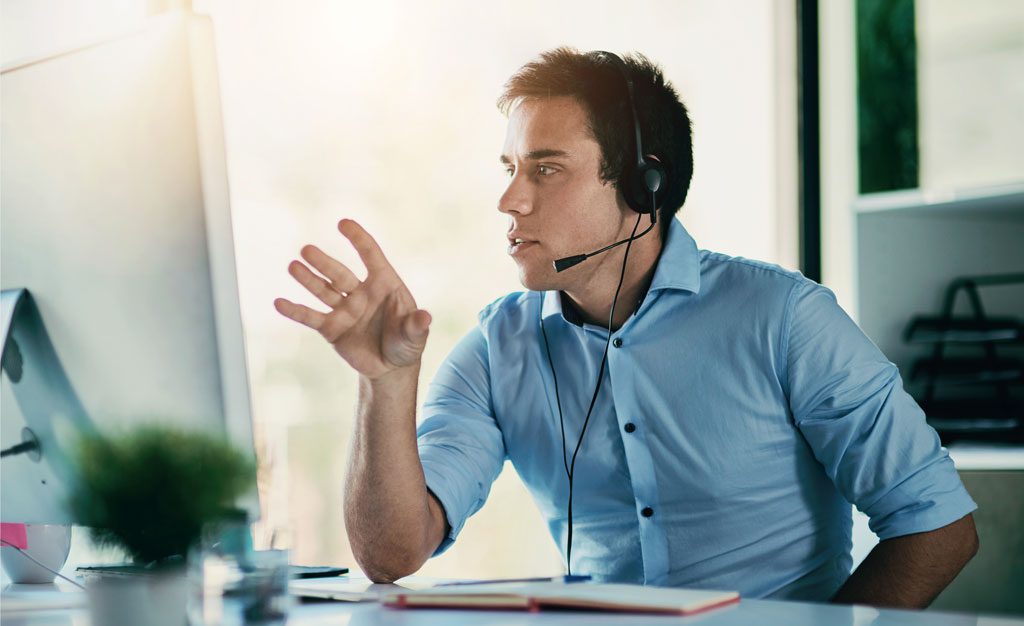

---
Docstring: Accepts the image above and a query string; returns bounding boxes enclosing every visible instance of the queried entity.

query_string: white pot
[87,569,188,626]
[0,524,72,584]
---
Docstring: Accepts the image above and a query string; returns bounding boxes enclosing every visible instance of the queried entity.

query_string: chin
[515,263,559,293]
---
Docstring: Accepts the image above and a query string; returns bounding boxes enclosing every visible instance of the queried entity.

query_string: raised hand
[274,219,431,379]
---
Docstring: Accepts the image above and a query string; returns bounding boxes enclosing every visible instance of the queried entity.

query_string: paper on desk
[289,575,453,602]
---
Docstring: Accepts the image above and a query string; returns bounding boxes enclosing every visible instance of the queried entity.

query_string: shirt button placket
[609,330,663,581]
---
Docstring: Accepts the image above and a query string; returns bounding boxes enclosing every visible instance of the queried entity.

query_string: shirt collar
[541,218,701,322]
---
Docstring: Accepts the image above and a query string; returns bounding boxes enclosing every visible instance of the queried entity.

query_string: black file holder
[903,273,1024,443]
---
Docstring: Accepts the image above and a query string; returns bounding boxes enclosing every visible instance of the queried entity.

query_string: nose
[497,172,533,217]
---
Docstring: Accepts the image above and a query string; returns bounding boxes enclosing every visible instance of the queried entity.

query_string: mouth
[507,237,539,257]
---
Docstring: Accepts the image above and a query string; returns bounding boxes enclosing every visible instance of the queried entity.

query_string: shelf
[920,396,1023,419]
[853,183,1024,216]
[911,357,1024,385]
[904,316,1023,344]
[946,443,1024,470]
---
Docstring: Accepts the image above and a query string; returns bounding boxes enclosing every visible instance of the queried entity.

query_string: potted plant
[69,424,255,626]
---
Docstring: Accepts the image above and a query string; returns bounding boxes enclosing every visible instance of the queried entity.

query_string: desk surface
[3,588,1023,626]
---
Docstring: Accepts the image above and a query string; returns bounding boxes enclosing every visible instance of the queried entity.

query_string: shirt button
[624,422,636,433]
[612,338,623,348]
[641,507,654,518]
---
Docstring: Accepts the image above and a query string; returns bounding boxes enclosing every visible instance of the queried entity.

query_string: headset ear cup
[628,161,668,218]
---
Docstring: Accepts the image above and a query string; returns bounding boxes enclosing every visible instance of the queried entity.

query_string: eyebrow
[499,149,570,165]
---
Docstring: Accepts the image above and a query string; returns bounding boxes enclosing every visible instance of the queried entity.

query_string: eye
[537,165,556,176]
[504,166,515,177]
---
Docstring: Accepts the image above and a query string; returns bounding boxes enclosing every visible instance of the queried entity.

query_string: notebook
[382,582,740,615]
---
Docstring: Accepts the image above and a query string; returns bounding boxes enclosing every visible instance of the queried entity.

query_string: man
[274,48,978,607]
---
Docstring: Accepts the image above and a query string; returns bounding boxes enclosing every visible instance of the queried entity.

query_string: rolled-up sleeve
[785,281,977,540]
[418,325,506,555]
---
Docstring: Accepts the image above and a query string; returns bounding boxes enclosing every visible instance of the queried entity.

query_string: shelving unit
[822,3,1024,613]
[854,185,1024,409]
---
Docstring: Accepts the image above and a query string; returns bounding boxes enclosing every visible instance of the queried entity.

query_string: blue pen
[438,575,592,587]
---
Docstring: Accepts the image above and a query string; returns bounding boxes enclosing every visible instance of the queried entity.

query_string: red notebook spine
[685,595,741,616]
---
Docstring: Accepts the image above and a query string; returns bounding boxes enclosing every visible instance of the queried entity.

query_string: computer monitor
[0,10,258,523]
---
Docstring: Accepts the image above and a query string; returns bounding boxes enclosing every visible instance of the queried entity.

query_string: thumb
[401,309,432,346]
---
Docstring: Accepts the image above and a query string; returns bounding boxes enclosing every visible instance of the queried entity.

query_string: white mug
[1,524,73,584]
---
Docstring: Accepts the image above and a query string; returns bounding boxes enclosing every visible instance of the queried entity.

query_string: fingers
[274,292,367,343]
[274,298,327,330]
[337,219,395,278]
[400,309,432,347]
[288,260,344,307]
[300,245,361,293]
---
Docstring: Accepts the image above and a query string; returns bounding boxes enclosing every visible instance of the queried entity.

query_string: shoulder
[475,291,542,340]
[699,249,807,288]
[696,249,820,310]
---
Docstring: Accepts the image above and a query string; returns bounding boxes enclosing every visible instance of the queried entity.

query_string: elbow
[347,523,431,584]
[342,489,442,583]
[964,522,980,563]
[948,513,980,574]
[958,513,980,564]
[353,548,425,584]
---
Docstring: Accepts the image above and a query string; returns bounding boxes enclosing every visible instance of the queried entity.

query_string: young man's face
[499,96,631,292]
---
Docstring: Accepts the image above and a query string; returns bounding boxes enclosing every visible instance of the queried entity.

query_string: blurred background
[204,0,802,579]
[207,0,802,580]
[2,0,1022,610]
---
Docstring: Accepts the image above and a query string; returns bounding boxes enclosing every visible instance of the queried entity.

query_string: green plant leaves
[68,424,255,566]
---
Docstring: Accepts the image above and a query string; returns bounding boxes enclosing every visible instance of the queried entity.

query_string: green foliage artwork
[857,0,919,193]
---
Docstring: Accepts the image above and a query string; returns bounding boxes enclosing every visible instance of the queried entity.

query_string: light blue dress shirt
[417,218,976,600]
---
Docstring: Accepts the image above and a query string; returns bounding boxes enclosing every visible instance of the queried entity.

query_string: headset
[552,51,668,272]
[541,51,669,575]
[604,52,667,222]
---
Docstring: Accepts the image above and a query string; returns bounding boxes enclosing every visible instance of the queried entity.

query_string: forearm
[343,364,442,582]
[831,514,978,608]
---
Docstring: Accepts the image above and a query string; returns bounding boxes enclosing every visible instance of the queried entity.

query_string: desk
[3,589,1023,625]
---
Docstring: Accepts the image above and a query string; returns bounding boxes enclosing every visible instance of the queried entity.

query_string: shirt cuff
[865,454,978,540]
[421,454,469,557]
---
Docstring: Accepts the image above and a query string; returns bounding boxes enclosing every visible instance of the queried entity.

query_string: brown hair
[498,47,694,235]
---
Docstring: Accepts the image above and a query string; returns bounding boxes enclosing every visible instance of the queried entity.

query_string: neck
[562,225,663,331]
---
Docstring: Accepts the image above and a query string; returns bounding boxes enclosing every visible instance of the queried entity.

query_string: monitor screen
[0,11,258,523]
